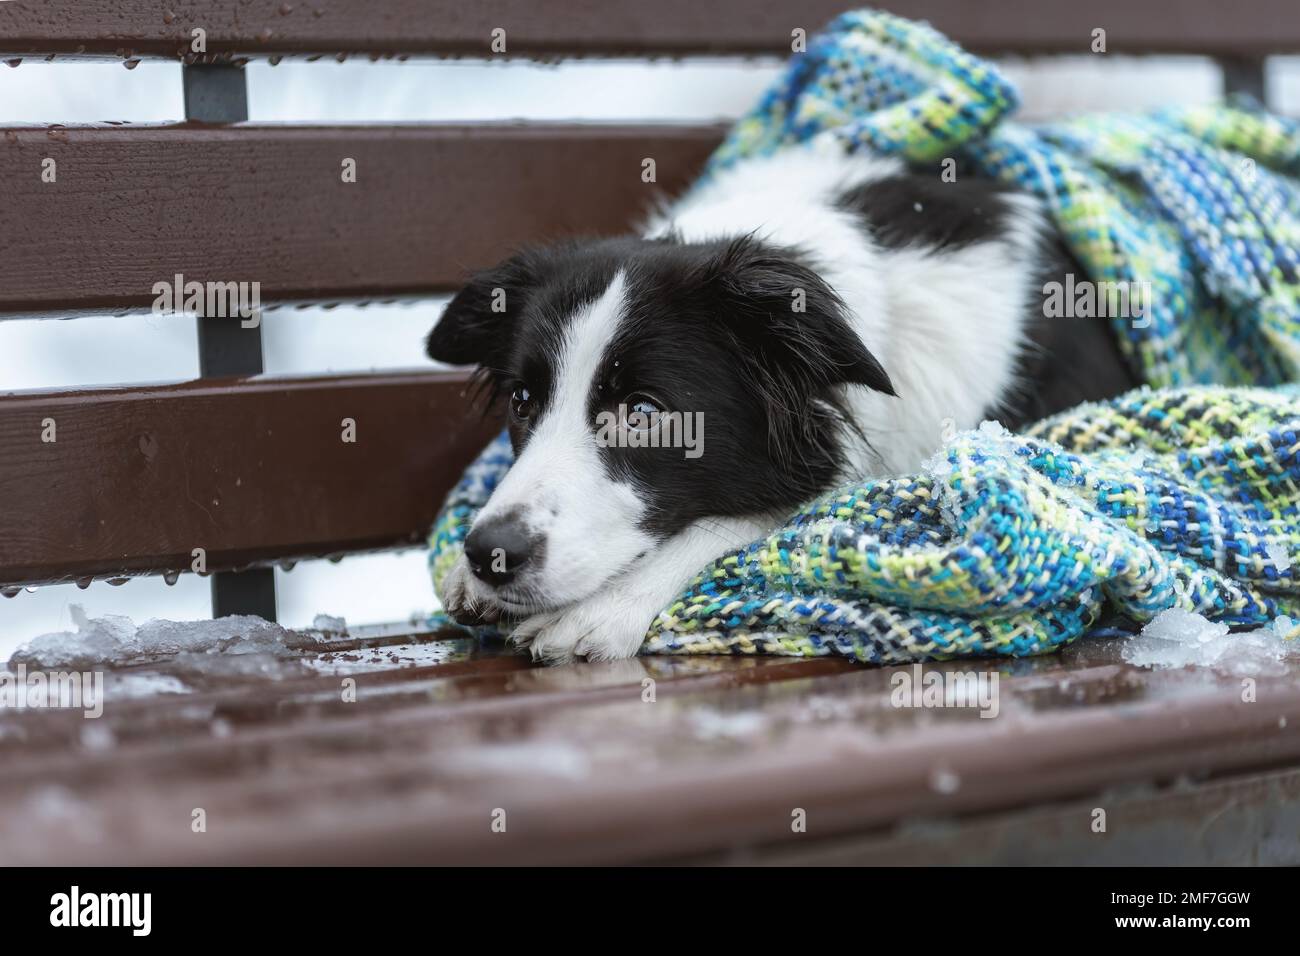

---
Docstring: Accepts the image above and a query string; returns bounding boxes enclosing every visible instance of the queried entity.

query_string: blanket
[710,8,1300,387]
[428,9,1300,661]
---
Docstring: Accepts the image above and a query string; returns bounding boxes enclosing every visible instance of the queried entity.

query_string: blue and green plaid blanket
[429,9,1300,662]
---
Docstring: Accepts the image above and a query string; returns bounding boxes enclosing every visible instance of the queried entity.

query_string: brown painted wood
[0,122,722,317]
[1,637,1298,865]
[695,764,1300,865]
[0,0,1296,60]
[0,370,501,586]
[0,654,861,772]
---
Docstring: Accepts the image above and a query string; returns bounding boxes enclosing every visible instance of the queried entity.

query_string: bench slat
[0,370,498,586]
[1,0,1296,58]
[0,122,722,317]
[1,636,1297,865]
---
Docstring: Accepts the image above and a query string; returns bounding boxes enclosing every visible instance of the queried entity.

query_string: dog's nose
[464,518,537,587]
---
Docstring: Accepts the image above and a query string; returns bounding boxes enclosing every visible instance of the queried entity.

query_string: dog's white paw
[510,588,661,664]
[438,555,502,626]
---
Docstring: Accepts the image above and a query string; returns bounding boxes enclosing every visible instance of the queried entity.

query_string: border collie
[426,147,1138,663]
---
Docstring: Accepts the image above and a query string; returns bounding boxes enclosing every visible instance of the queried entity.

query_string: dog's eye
[509,386,535,421]
[621,394,663,431]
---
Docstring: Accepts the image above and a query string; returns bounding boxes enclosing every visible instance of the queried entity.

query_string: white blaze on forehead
[475,271,652,606]
[541,270,629,440]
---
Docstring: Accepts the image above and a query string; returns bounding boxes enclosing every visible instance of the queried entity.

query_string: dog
[425,147,1139,663]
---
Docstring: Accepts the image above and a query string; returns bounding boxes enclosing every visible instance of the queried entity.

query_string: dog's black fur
[836,168,1140,428]
[430,235,898,537]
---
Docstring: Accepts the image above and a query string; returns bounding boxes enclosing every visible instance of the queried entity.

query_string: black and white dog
[426,148,1138,663]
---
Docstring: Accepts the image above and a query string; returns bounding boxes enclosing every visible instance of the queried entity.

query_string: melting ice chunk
[977,419,1011,439]
[1266,542,1291,573]
[311,614,348,636]
[11,604,320,670]
[1123,608,1297,677]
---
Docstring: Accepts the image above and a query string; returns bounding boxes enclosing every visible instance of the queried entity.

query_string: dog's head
[426,235,894,617]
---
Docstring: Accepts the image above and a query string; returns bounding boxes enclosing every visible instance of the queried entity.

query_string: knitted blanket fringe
[428,9,1300,662]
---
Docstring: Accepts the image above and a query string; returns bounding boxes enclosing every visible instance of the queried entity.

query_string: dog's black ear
[425,250,544,366]
[703,235,896,396]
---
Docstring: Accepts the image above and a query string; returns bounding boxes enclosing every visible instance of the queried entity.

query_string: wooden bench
[2,0,1299,865]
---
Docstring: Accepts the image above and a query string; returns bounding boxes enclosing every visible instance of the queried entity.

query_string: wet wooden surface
[2,623,1298,865]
